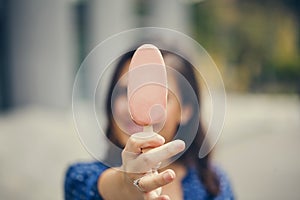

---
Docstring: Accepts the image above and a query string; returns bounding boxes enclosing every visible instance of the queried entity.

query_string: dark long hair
[105,49,220,196]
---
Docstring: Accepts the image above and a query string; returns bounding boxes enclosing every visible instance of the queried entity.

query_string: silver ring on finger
[133,177,146,192]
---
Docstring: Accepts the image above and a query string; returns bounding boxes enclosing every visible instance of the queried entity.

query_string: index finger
[124,132,165,154]
[136,140,185,171]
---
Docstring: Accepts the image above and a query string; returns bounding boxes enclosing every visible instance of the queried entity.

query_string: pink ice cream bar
[127,44,167,126]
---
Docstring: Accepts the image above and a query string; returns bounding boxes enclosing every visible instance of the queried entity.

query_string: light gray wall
[9,0,76,108]
[7,0,190,109]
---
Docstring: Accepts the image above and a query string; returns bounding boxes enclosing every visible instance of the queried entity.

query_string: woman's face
[110,58,188,147]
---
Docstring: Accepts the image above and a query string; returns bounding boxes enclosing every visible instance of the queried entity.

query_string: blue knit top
[64,161,234,200]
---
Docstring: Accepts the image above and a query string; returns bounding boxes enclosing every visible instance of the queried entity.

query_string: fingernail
[173,140,185,150]
[158,135,165,143]
[161,195,170,200]
[163,171,174,182]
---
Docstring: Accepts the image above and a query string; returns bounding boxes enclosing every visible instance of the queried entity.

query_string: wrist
[121,170,144,199]
[98,168,143,200]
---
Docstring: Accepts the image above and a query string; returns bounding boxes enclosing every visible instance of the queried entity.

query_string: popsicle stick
[143,125,153,133]
[142,125,162,173]
[142,125,160,175]
[141,125,154,154]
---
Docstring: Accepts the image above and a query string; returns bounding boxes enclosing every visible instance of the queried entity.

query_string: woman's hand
[121,131,185,200]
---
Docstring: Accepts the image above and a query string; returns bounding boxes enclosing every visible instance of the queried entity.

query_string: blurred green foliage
[190,0,300,93]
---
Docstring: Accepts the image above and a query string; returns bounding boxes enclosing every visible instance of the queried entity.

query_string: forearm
[98,168,142,200]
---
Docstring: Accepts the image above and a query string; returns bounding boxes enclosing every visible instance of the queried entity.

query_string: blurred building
[1,0,299,113]
[0,0,190,112]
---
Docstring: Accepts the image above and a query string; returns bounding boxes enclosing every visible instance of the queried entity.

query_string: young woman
[65,48,234,200]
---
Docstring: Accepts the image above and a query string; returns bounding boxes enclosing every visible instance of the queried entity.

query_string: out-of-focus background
[0,0,299,199]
